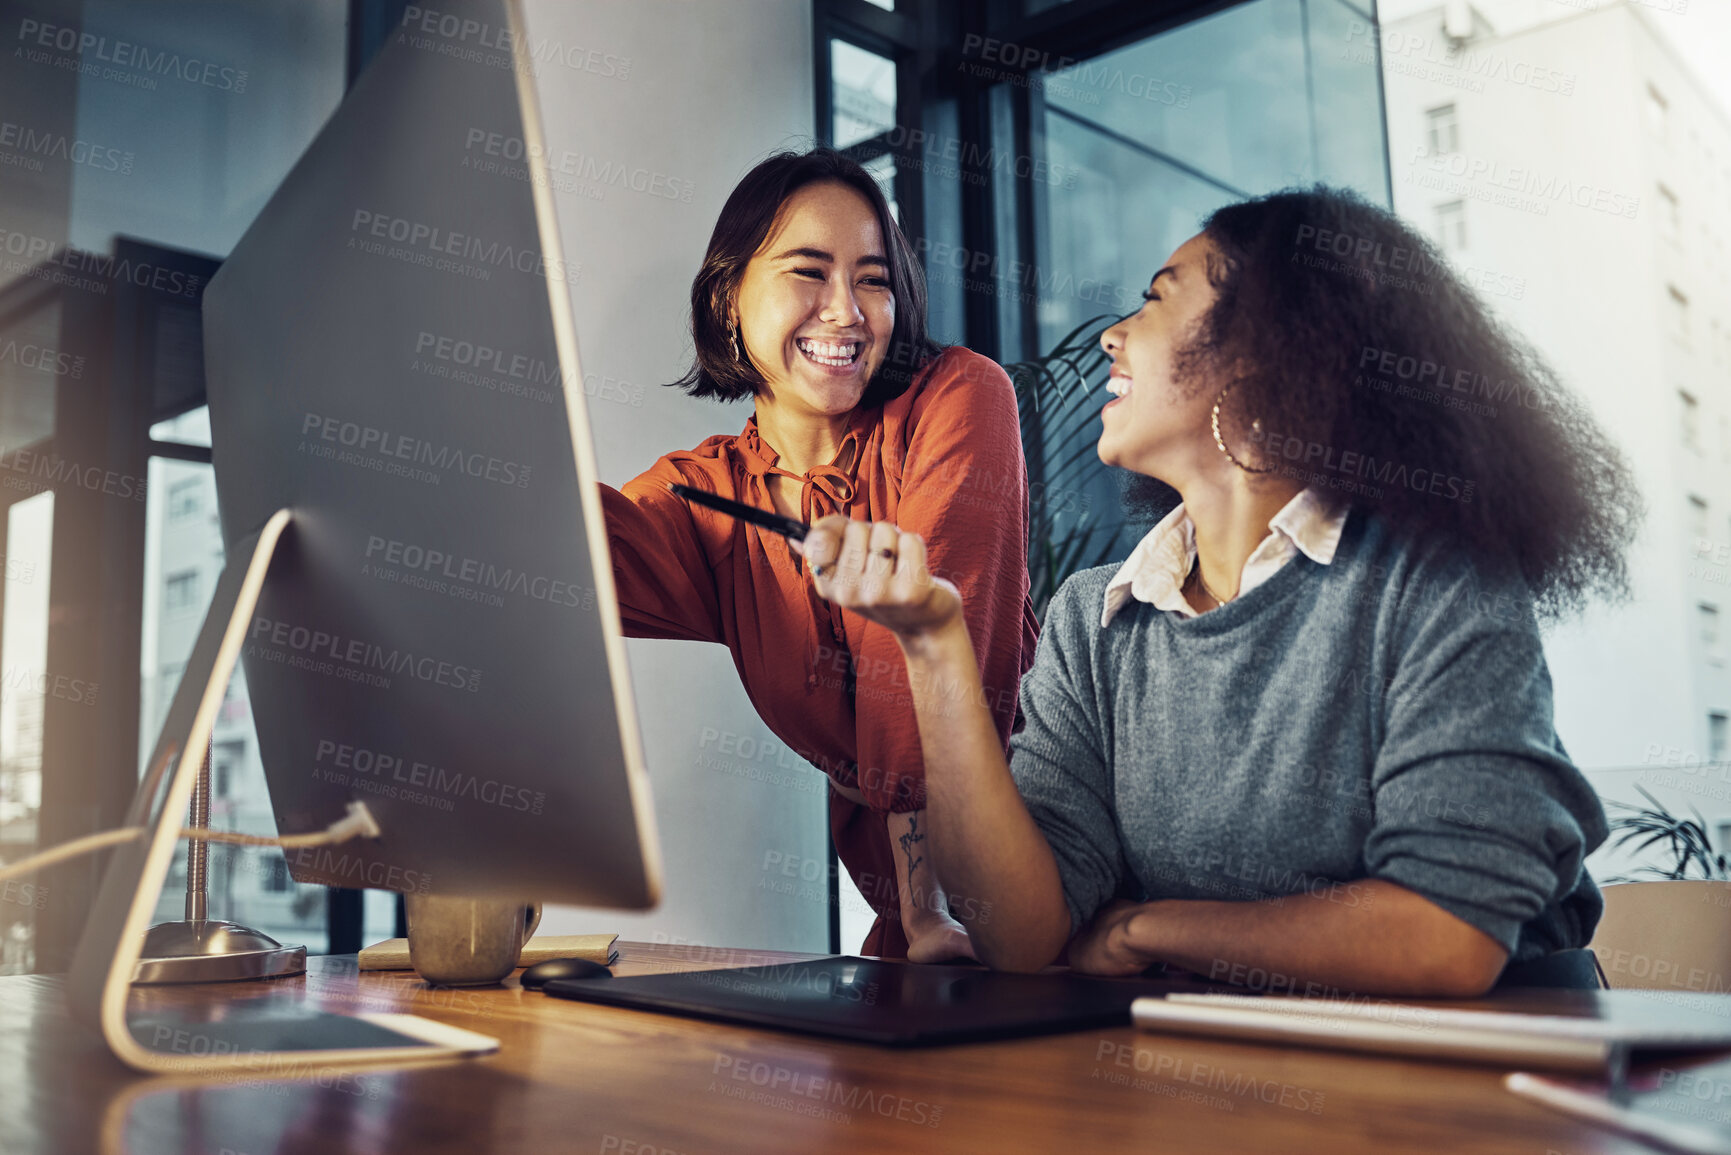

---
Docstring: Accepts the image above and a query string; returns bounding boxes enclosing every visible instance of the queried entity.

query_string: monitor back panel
[201,0,658,908]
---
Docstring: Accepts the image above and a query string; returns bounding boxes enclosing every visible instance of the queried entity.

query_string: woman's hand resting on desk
[793,516,963,643]
[904,917,977,965]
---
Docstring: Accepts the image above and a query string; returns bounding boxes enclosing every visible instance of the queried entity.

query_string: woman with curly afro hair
[794,186,1640,996]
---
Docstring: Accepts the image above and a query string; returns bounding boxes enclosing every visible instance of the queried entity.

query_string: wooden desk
[0,941,1717,1155]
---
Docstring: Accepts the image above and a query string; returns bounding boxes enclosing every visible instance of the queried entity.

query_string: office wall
[521,0,833,951]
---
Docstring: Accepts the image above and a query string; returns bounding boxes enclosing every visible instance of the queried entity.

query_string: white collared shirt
[1101,488,1350,627]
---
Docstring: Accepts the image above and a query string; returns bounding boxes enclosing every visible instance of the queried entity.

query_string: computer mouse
[520,957,612,989]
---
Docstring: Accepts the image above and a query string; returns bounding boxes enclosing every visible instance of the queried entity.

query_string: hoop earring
[1211,384,1274,474]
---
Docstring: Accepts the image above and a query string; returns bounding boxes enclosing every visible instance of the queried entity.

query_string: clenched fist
[793,515,963,639]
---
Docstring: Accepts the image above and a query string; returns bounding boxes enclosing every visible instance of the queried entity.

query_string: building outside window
[1712,712,1729,763]
[1436,200,1466,252]
[164,569,200,615]
[167,478,202,522]
[212,739,246,799]
[1669,285,1691,345]
[1659,183,1680,244]
[1425,102,1458,154]
[1701,602,1721,652]
[1681,390,1701,450]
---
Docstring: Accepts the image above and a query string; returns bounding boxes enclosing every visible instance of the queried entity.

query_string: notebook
[1131,991,1731,1073]
[358,933,618,971]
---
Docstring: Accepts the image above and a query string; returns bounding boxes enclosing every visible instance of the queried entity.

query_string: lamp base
[132,919,307,985]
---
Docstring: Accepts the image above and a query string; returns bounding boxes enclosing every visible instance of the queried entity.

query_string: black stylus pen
[669,482,810,542]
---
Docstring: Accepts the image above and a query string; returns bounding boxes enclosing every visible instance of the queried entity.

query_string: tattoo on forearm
[898,813,926,880]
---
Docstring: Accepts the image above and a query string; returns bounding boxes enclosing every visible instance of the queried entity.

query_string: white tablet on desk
[1132,991,1731,1073]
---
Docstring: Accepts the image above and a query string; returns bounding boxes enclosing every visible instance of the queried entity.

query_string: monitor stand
[132,707,306,984]
[66,509,499,1074]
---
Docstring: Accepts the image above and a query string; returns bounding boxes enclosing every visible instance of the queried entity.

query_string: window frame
[1680,388,1701,451]
[1425,102,1459,155]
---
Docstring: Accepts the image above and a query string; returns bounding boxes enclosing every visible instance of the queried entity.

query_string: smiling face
[1097,233,1226,481]
[733,180,895,420]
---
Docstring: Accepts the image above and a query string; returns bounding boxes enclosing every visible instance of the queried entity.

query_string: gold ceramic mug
[403,894,543,986]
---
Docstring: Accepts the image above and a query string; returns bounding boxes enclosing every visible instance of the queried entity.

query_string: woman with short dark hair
[601,147,1038,961]
[797,186,1638,994]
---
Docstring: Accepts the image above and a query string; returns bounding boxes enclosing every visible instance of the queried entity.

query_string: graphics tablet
[541,956,1213,1046]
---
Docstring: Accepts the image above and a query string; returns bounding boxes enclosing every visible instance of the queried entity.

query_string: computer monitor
[67,0,662,1074]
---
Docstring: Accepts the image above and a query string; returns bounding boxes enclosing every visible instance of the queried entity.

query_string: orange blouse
[599,346,1039,956]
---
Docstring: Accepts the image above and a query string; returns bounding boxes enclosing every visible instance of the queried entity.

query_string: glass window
[362,887,400,948]
[989,83,1026,359]
[862,152,899,224]
[1659,184,1680,244]
[1711,712,1729,763]
[1026,0,1387,569]
[0,492,52,976]
[1044,0,1309,196]
[1691,495,1710,542]
[1681,390,1701,450]
[59,3,345,259]
[149,408,213,450]
[1037,114,1237,349]
[1701,603,1720,648]
[1436,201,1466,252]
[831,40,897,150]
[1303,0,1392,195]
[212,738,245,798]
[141,446,328,953]
[0,0,346,973]
[167,478,203,522]
[919,95,966,348]
[163,569,201,614]
[1425,103,1459,155]
[1647,83,1669,140]
[1670,286,1691,344]
[162,568,201,610]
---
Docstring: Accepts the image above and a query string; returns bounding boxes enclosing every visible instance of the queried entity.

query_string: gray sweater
[1009,511,1607,964]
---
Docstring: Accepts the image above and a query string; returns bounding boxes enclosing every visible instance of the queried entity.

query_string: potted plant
[1601,785,1731,883]
[1003,315,1127,618]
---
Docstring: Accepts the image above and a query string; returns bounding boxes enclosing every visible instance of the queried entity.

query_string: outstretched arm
[797,515,1070,971]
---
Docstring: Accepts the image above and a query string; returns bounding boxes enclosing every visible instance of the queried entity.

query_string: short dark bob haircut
[669,147,942,408]
[1133,185,1639,620]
